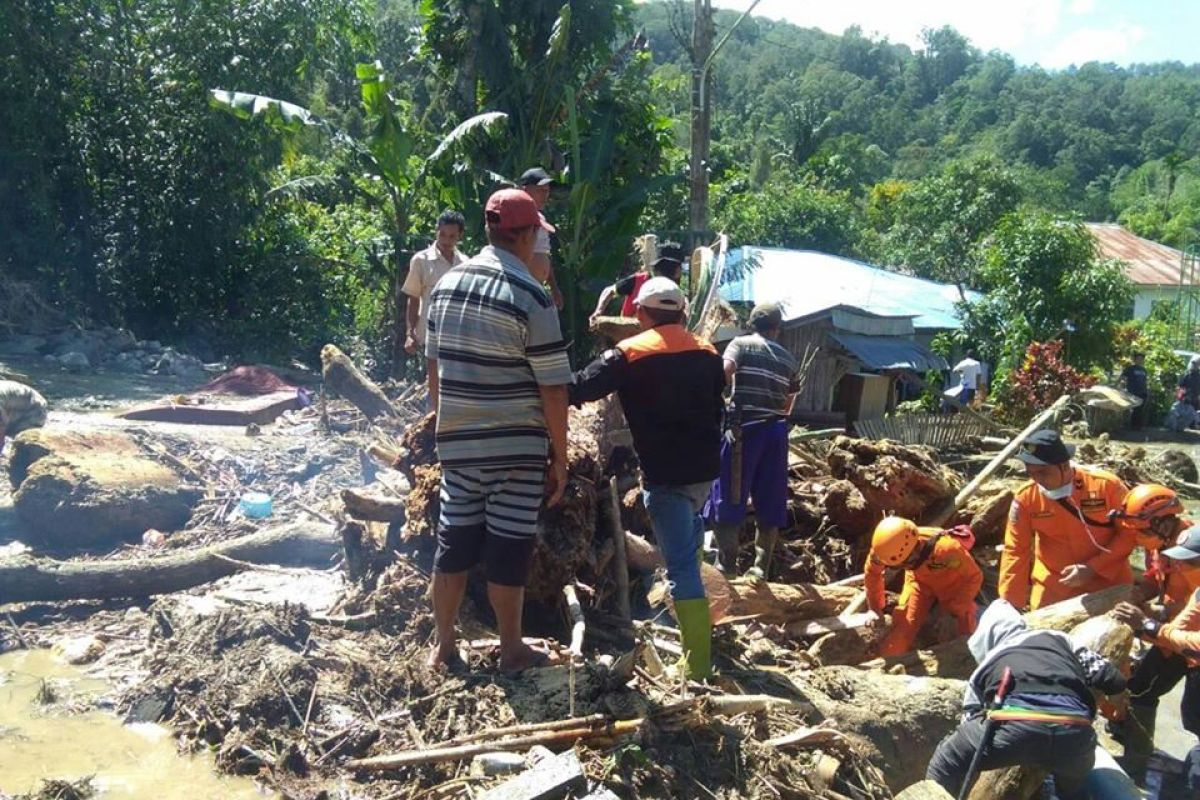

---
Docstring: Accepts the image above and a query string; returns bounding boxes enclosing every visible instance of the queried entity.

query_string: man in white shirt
[402,210,467,407]
[953,349,985,406]
[519,167,564,309]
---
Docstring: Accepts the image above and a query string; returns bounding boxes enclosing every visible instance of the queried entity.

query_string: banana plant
[211,61,507,372]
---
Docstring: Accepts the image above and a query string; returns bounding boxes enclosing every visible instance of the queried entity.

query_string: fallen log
[340,487,408,522]
[786,611,877,639]
[320,344,396,420]
[859,584,1131,678]
[0,521,339,604]
[726,579,859,624]
[895,781,954,800]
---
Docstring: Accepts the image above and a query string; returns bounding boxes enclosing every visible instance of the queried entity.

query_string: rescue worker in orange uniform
[999,429,1133,611]
[865,517,984,657]
[1109,488,1200,785]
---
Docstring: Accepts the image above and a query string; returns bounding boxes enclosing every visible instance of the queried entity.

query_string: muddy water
[0,650,271,799]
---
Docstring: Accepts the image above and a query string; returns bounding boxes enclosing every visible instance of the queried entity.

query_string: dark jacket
[964,600,1126,719]
[570,324,725,486]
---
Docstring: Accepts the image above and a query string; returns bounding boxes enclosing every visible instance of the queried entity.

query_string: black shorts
[434,523,538,586]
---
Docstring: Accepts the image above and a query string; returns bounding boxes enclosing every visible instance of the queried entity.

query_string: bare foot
[498,642,563,674]
[427,644,468,674]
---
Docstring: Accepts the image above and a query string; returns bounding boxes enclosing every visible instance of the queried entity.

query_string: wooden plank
[118,390,300,425]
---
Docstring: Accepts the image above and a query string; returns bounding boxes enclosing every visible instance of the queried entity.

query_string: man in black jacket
[570,277,725,680]
[926,599,1128,799]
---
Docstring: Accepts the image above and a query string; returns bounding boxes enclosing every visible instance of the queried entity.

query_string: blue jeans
[644,482,709,602]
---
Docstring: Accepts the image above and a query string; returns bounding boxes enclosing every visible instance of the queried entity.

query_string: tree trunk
[0,521,339,604]
[859,584,1132,678]
[725,578,860,624]
[341,487,409,522]
[320,344,396,420]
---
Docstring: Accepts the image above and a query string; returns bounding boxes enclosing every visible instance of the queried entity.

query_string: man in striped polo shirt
[424,188,571,674]
[708,302,800,579]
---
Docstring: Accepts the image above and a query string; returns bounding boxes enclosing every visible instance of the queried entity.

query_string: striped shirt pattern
[726,333,800,422]
[425,245,571,469]
[439,466,546,540]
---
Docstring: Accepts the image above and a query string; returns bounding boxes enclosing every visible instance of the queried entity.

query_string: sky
[709,0,1200,69]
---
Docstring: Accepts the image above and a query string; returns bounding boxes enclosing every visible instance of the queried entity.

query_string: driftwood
[726,579,859,624]
[895,781,954,800]
[346,693,805,772]
[346,719,643,771]
[624,532,663,572]
[320,344,396,420]
[340,487,408,522]
[0,521,339,604]
[860,584,1132,678]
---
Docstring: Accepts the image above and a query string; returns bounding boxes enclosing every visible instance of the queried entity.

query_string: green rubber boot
[713,523,741,576]
[674,597,712,681]
[1121,703,1157,786]
[747,526,779,580]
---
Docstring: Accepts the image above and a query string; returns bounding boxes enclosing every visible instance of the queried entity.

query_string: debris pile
[0,325,209,377]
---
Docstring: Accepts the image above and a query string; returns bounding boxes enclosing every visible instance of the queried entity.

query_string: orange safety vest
[999,466,1132,611]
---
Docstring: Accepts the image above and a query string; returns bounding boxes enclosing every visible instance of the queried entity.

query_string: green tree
[879,159,1021,290]
[211,62,509,373]
[712,174,864,255]
[961,212,1135,378]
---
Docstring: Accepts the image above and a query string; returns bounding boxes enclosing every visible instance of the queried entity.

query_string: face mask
[1039,482,1073,500]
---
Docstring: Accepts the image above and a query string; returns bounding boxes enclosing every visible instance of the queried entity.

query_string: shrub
[994,340,1096,424]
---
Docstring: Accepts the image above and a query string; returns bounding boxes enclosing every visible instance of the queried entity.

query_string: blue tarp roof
[831,333,949,372]
[718,246,980,330]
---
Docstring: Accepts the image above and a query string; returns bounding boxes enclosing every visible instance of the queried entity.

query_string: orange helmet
[1121,484,1183,530]
[872,517,920,567]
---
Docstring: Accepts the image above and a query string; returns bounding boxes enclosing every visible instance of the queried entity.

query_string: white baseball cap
[635,276,686,311]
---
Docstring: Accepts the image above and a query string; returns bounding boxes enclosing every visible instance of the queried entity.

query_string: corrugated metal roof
[718,247,979,330]
[1086,223,1193,287]
[830,333,949,372]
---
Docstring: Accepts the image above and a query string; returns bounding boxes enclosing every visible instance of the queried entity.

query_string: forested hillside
[635,2,1200,252]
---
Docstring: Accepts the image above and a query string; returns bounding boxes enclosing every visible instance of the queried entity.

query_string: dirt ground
[3,356,1199,800]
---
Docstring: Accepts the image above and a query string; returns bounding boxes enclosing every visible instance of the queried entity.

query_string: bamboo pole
[442,714,608,747]
[926,394,1070,527]
[608,477,632,621]
[345,719,643,771]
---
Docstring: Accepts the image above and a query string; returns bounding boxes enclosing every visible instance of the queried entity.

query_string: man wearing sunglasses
[999,429,1133,611]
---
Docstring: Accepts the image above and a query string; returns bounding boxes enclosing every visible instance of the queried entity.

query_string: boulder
[10,429,202,548]
[58,351,91,372]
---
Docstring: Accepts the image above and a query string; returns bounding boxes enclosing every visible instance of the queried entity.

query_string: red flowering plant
[994,340,1096,423]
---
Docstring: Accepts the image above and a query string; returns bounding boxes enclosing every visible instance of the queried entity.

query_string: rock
[0,334,47,355]
[58,351,91,372]
[10,429,202,548]
[54,634,105,665]
[42,354,59,366]
[106,328,139,353]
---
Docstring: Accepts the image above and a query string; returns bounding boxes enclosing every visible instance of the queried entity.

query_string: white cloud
[1069,0,1096,14]
[1040,23,1146,67]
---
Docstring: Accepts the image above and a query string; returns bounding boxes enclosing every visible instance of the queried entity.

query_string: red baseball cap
[485,188,555,233]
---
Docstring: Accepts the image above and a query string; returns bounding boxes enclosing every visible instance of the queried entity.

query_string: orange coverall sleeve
[1158,591,1200,659]
[999,496,1033,609]
[1084,478,1133,583]
[864,552,887,613]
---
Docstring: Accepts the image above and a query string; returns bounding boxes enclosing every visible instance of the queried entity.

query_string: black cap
[519,167,554,186]
[1015,429,1075,466]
